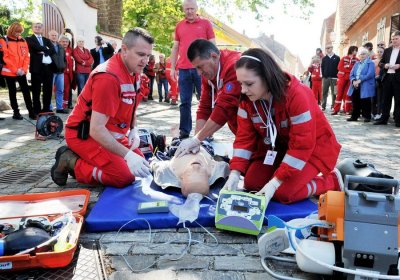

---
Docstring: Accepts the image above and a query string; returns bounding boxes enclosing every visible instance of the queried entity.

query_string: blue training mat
[85,176,317,232]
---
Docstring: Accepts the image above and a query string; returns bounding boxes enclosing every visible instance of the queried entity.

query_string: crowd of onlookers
[0,21,176,122]
[300,30,400,128]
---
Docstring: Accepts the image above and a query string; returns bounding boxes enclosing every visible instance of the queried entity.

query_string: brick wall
[97,0,122,36]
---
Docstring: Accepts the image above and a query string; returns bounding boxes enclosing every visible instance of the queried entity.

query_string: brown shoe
[51,146,78,186]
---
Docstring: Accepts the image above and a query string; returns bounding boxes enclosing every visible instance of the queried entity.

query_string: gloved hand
[127,128,141,150]
[174,136,201,157]
[124,150,150,178]
[222,170,241,191]
[256,177,282,208]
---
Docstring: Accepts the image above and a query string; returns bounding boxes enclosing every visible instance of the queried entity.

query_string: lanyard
[253,97,277,149]
[207,62,221,109]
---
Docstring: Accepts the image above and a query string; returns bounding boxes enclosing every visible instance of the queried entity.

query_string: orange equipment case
[0,189,90,271]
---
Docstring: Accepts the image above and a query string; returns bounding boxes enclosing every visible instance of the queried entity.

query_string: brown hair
[7,22,24,38]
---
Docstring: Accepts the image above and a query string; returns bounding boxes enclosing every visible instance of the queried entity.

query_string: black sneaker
[12,114,23,120]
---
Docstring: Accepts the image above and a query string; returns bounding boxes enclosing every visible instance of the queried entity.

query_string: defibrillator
[215,190,266,235]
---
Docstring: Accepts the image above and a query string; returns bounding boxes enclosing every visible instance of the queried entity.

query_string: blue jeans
[53,73,64,109]
[178,68,201,136]
[76,73,89,95]
[158,78,169,100]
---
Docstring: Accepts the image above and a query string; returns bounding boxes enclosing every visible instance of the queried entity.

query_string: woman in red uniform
[308,55,322,104]
[223,48,343,205]
[332,46,358,115]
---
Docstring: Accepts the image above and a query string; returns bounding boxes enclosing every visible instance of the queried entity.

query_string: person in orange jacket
[332,46,359,115]
[0,22,35,120]
[308,55,322,104]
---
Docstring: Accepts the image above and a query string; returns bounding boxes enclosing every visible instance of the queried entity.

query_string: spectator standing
[48,30,68,114]
[110,40,118,54]
[308,55,322,104]
[346,48,375,122]
[372,46,385,119]
[155,54,169,102]
[165,56,179,105]
[374,31,400,127]
[332,46,358,115]
[321,44,340,111]
[90,36,114,70]
[25,22,55,114]
[59,34,75,109]
[73,37,93,95]
[363,42,375,59]
[170,0,216,139]
[0,22,35,120]
[144,54,156,100]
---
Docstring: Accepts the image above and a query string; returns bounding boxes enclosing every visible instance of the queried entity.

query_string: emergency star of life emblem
[224,82,234,93]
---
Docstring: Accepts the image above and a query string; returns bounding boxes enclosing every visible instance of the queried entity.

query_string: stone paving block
[110,255,157,271]
[28,187,61,193]
[152,231,204,244]
[102,242,131,255]
[190,243,240,256]
[157,254,211,270]
[101,231,152,243]
[129,243,187,255]
[204,231,256,244]
[0,185,32,194]
[241,244,260,256]
[177,270,245,280]
[214,256,263,271]
[243,272,280,280]
[109,269,177,280]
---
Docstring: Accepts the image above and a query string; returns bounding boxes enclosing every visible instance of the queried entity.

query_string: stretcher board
[85,176,317,232]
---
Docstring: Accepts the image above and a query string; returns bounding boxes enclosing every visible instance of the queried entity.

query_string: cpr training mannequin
[151,140,229,224]
[151,144,229,197]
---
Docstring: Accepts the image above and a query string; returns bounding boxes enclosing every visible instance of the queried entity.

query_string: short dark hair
[392,30,400,37]
[363,42,373,50]
[347,45,358,55]
[187,39,220,62]
[236,48,287,101]
[122,27,154,48]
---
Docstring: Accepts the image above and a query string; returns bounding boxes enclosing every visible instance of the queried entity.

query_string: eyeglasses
[377,44,385,47]
[325,47,332,50]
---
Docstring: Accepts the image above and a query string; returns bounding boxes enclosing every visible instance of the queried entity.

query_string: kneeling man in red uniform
[51,28,154,188]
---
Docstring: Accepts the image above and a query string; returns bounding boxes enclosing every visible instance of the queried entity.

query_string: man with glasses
[377,41,386,49]
[374,31,400,127]
[321,45,340,111]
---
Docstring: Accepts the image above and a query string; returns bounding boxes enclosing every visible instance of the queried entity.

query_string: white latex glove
[222,170,241,191]
[174,136,201,157]
[124,150,150,178]
[256,177,282,208]
[128,127,140,150]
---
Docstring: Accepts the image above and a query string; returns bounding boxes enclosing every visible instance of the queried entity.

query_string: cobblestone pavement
[0,93,399,280]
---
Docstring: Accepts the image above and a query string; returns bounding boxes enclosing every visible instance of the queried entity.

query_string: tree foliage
[122,0,314,56]
[0,0,40,36]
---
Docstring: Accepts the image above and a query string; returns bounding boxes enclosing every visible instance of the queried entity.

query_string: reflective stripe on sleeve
[282,154,306,170]
[1,67,11,73]
[233,148,252,160]
[251,116,262,124]
[121,84,135,92]
[237,108,248,118]
[290,111,311,125]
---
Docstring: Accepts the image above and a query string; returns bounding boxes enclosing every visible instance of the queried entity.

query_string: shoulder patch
[224,82,235,93]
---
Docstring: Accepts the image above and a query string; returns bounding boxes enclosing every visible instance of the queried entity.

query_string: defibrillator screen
[231,205,248,212]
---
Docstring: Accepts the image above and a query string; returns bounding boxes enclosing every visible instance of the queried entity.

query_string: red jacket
[337,55,358,79]
[308,63,322,82]
[66,54,141,138]
[196,50,242,135]
[64,46,74,81]
[73,47,93,74]
[230,74,341,181]
[0,36,30,77]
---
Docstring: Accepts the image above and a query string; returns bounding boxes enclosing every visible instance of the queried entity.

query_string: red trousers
[311,80,322,104]
[333,78,352,113]
[66,128,143,188]
[166,74,179,103]
[63,73,72,109]
[244,157,340,204]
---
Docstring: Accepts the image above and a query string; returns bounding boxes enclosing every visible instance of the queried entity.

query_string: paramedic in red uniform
[51,28,154,188]
[332,46,359,115]
[174,39,242,156]
[308,55,322,104]
[223,48,343,205]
